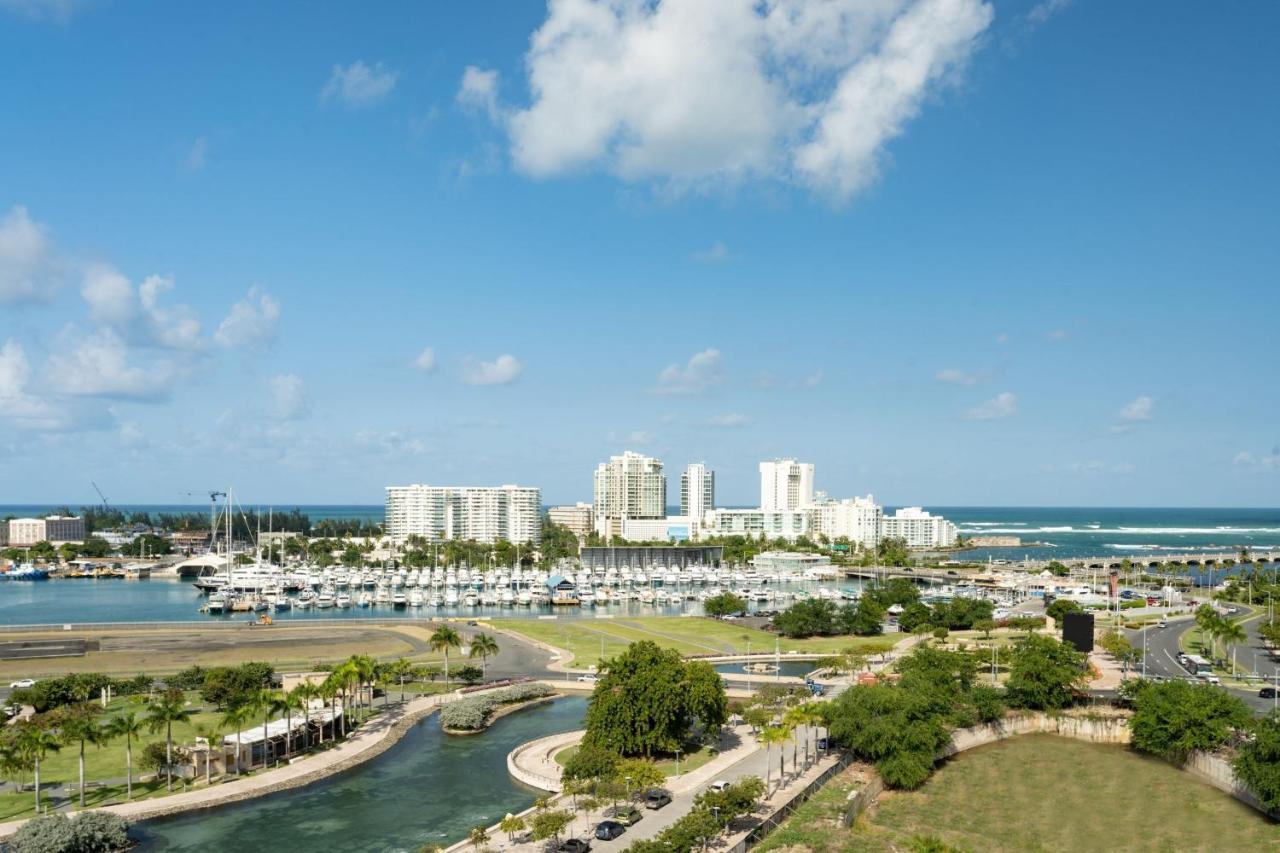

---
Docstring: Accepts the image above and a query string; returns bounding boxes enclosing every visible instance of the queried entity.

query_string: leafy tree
[864,578,921,608]
[773,598,843,638]
[1005,634,1086,710]
[1046,598,1083,624]
[454,665,484,686]
[1045,561,1070,577]
[583,641,727,757]
[823,683,949,790]
[898,602,934,633]
[499,814,526,843]
[1129,680,1251,762]
[846,597,886,636]
[562,743,619,784]
[1233,710,1280,812]
[199,662,274,709]
[702,591,748,618]
[529,809,573,842]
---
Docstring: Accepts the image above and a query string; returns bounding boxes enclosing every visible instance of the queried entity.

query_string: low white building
[619,516,692,542]
[703,508,813,541]
[8,516,85,546]
[547,503,594,538]
[879,507,958,549]
[810,494,881,548]
[752,551,833,575]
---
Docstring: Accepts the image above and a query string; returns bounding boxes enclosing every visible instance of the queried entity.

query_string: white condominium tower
[593,450,666,538]
[385,485,542,544]
[680,463,715,522]
[759,459,815,511]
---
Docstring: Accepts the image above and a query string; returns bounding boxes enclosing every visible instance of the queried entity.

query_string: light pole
[674,748,681,778]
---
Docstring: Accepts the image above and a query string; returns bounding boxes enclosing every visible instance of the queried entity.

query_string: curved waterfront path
[0,686,495,841]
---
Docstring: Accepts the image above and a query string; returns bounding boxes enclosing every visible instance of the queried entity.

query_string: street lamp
[674,748,681,777]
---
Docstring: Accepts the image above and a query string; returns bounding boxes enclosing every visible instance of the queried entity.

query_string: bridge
[840,550,1280,584]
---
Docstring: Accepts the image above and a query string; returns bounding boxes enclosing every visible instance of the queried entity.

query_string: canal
[132,696,587,851]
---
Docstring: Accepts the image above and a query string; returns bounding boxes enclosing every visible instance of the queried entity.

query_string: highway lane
[1128,613,1276,714]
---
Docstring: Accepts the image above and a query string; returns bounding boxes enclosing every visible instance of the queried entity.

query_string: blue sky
[1,0,1277,508]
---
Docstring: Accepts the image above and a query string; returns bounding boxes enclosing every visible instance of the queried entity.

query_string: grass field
[760,735,1280,852]
[490,616,894,668]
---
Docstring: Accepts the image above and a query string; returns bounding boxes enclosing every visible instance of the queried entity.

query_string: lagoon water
[132,695,587,851]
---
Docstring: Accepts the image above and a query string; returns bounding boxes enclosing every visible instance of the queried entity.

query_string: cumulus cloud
[461,353,522,386]
[0,205,56,304]
[0,339,62,428]
[1048,329,1069,342]
[1234,447,1280,470]
[269,373,308,421]
[412,346,437,372]
[47,330,175,401]
[692,242,730,263]
[81,265,203,350]
[498,0,993,201]
[966,391,1016,420]
[0,0,81,22]
[708,413,749,428]
[457,66,501,120]
[654,349,723,395]
[1117,395,1153,422]
[356,429,427,456]
[214,287,280,349]
[321,60,398,107]
[936,367,981,386]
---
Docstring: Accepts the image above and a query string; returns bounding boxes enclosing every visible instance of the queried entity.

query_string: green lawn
[761,734,1280,852]
[553,743,720,778]
[492,617,893,668]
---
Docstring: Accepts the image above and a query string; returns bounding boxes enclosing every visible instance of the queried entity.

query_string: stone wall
[942,711,1132,758]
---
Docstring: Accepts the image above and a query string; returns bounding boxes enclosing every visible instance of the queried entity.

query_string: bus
[1183,654,1212,676]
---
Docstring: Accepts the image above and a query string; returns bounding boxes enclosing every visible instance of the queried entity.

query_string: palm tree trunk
[286,709,293,758]
[205,741,211,787]
[166,722,174,792]
[79,740,86,807]
[764,745,771,793]
[235,732,242,776]
[262,716,269,768]
[34,758,40,813]
[126,740,133,800]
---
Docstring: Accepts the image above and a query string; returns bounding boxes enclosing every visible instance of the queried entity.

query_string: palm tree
[61,705,106,807]
[499,814,526,843]
[146,690,196,792]
[389,658,413,703]
[317,677,339,742]
[193,722,223,787]
[351,655,378,715]
[16,724,60,814]
[275,689,304,759]
[291,683,317,751]
[250,689,279,768]
[1219,620,1248,675]
[220,704,252,776]
[108,711,145,800]
[430,625,463,688]
[783,706,815,771]
[469,633,500,679]
[758,725,788,794]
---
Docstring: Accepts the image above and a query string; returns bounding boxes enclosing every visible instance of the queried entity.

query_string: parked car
[1199,673,1221,685]
[1156,619,1167,629]
[644,789,672,810]
[603,805,642,826]
[594,821,626,841]
[8,679,35,689]
[577,674,599,683]
[557,839,591,853]
[709,780,731,793]
[1260,687,1278,699]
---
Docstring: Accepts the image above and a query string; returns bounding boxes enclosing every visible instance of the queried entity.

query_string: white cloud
[0,0,81,23]
[1234,447,1280,470]
[966,391,1016,420]
[321,61,398,107]
[185,137,208,171]
[1048,329,1069,342]
[801,370,824,388]
[47,330,174,401]
[461,353,522,386]
[457,66,501,120]
[0,339,62,428]
[214,287,280,349]
[269,373,308,421]
[1117,395,1153,422]
[412,346,437,372]
[654,348,722,395]
[500,0,993,201]
[81,265,203,350]
[936,367,981,386]
[1028,0,1072,27]
[356,429,427,456]
[692,242,730,263]
[995,333,1009,344]
[0,205,56,304]
[708,413,749,428]
[624,430,656,446]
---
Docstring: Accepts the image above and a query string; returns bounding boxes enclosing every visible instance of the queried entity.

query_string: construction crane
[91,481,110,511]
[179,490,228,548]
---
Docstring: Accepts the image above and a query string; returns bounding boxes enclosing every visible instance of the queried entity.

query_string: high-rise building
[679,463,715,523]
[759,459,815,511]
[547,502,594,539]
[592,451,666,538]
[810,494,882,548]
[384,485,541,544]
[880,507,958,549]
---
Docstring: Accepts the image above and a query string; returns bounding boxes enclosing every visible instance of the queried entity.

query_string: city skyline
[2,2,1278,507]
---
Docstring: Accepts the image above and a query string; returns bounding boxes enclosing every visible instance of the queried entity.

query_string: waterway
[0,578,855,627]
[132,695,588,852]
[713,660,816,679]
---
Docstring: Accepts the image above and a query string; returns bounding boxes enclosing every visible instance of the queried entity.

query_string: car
[594,821,626,841]
[8,679,35,689]
[557,839,591,853]
[709,780,731,793]
[1260,687,1278,699]
[603,805,642,826]
[644,788,672,810]
[576,674,599,683]
[1199,673,1221,685]
[1156,620,1167,629]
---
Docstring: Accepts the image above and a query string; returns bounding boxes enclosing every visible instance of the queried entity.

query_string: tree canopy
[1128,679,1251,763]
[1004,634,1086,710]
[582,641,727,757]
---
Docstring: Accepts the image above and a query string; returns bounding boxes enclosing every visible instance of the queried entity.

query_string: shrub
[1130,680,1251,762]
[1234,710,1280,811]
[439,683,554,730]
[9,811,130,853]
